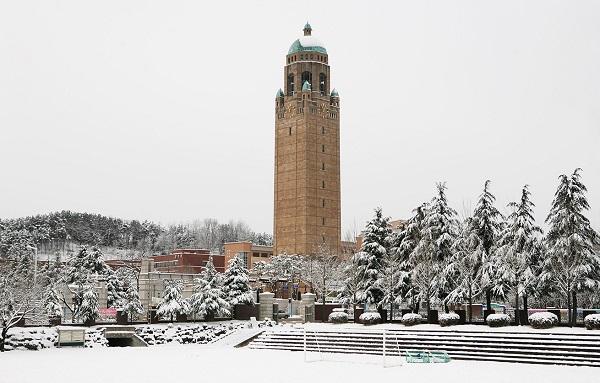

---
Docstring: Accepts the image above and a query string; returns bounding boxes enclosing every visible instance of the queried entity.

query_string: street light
[26,245,38,285]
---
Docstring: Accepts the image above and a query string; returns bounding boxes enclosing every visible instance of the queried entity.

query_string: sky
[1,1,599,236]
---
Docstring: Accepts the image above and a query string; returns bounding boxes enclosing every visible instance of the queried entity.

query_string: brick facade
[274,25,341,256]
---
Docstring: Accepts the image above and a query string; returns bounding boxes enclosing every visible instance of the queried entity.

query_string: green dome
[302,81,311,91]
[276,88,284,98]
[330,88,339,97]
[288,36,327,55]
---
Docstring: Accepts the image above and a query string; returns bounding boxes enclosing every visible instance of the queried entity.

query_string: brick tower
[274,23,341,256]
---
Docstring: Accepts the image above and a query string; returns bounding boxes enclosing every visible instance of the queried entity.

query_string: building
[223,242,273,270]
[150,249,225,274]
[274,23,341,256]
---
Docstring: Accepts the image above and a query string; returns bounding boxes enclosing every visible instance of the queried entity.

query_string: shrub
[359,312,381,325]
[529,312,558,329]
[439,312,460,327]
[329,311,349,324]
[401,313,423,326]
[486,313,511,327]
[584,313,600,330]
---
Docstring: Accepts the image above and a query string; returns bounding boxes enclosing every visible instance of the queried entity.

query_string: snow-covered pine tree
[541,169,600,327]
[76,285,99,325]
[357,207,391,309]
[471,180,504,313]
[122,283,144,323]
[106,272,126,308]
[494,185,543,325]
[408,183,458,322]
[390,203,426,313]
[188,256,230,320]
[60,245,111,321]
[223,256,254,307]
[43,285,63,318]
[156,279,186,322]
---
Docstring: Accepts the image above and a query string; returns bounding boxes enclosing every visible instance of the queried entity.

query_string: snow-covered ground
[2,322,599,383]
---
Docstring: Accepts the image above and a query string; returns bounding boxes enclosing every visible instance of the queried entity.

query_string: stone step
[247,328,600,367]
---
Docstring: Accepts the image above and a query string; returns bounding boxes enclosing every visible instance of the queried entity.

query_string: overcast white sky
[1,1,599,236]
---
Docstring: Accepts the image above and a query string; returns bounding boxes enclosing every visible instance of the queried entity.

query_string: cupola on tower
[274,23,341,256]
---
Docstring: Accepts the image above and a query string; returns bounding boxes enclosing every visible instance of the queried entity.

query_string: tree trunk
[468,285,473,323]
[571,291,578,327]
[485,289,492,314]
[523,294,528,312]
[566,291,572,327]
[0,326,7,352]
[515,293,520,326]
[414,299,420,314]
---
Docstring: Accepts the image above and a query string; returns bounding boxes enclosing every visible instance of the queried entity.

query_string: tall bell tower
[274,23,341,256]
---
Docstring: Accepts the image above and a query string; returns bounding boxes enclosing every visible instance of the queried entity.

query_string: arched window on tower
[319,73,327,95]
[301,72,312,89]
[287,74,294,96]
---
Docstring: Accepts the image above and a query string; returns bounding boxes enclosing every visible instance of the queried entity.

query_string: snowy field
[3,320,600,383]
[2,343,598,383]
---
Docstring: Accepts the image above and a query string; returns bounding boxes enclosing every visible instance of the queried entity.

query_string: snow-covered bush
[359,311,381,325]
[439,312,460,327]
[529,312,558,329]
[401,313,423,326]
[487,313,511,327]
[329,311,349,324]
[4,329,58,351]
[84,329,108,348]
[584,314,600,330]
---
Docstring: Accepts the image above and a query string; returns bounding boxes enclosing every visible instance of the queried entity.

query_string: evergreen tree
[106,272,126,308]
[223,256,254,307]
[43,285,63,318]
[76,285,99,324]
[494,185,543,325]
[391,204,426,313]
[156,279,186,322]
[357,208,391,309]
[408,183,458,321]
[471,180,504,313]
[541,169,600,326]
[188,256,230,319]
[122,283,144,323]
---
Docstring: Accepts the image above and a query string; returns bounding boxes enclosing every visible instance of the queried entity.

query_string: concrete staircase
[247,327,600,367]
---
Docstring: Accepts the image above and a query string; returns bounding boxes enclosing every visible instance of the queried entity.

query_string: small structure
[57,327,86,347]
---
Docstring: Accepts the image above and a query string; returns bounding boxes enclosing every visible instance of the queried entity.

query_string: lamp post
[26,245,38,285]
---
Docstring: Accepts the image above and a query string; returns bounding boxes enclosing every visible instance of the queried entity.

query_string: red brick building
[150,249,224,274]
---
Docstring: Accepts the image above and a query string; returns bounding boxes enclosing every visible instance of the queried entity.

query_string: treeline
[0,211,272,258]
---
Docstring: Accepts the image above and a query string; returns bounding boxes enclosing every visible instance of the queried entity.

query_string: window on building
[322,198,325,207]
[322,144,325,153]
[322,217,326,225]
[319,73,326,95]
[253,252,259,257]
[287,74,294,96]
[261,253,268,258]
[322,180,325,188]
[301,71,312,87]
[321,126,325,134]
[237,252,249,269]
[289,127,292,135]
[322,162,325,171]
